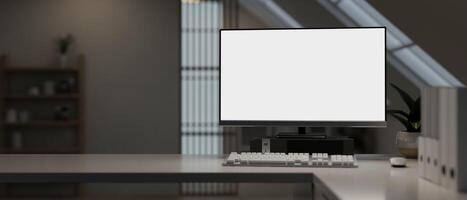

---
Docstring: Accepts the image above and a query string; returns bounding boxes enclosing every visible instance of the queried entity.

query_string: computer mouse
[390,157,407,167]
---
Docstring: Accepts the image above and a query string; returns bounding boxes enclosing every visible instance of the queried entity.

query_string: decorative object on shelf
[18,110,31,124]
[54,105,71,120]
[388,83,420,159]
[56,77,76,94]
[28,85,41,96]
[56,34,74,68]
[11,131,23,149]
[43,80,56,95]
[6,108,18,123]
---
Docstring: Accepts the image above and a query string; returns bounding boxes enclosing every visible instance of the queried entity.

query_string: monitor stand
[250,127,353,154]
[275,127,327,139]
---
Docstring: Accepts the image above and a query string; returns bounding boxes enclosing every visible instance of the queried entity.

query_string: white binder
[450,88,467,191]
[439,87,450,187]
[432,88,440,184]
[447,88,458,190]
[420,87,467,191]
[418,87,429,179]
[457,88,467,191]
[425,87,440,184]
[418,136,426,178]
[425,88,434,183]
[443,87,467,192]
[425,137,433,182]
[430,137,440,184]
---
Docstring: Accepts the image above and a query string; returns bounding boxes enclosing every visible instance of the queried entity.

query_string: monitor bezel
[219,27,387,127]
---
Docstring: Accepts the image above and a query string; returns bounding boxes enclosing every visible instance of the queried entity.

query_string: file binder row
[419,87,467,192]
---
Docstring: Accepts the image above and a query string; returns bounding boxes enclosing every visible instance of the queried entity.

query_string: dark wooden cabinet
[0,54,85,197]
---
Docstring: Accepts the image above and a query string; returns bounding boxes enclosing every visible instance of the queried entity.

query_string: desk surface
[0,154,465,200]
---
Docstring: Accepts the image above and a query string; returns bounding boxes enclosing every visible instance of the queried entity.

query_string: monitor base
[250,136,354,155]
[275,133,326,139]
[275,127,327,139]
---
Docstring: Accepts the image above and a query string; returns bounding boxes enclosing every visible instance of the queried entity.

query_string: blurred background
[0,0,466,199]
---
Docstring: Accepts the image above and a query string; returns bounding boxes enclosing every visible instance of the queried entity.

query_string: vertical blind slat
[182,0,222,152]
[181,0,229,195]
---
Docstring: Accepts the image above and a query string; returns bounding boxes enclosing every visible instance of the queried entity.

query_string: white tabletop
[0,154,465,200]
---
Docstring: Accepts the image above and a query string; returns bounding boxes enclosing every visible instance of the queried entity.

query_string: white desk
[0,154,465,200]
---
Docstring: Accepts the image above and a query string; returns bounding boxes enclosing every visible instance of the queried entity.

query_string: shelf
[2,147,80,154]
[0,54,85,161]
[3,66,78,73]
[3,120,79,128]
[4,94,79,100]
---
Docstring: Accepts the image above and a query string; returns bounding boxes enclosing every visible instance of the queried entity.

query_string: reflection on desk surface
[0,154,466,200]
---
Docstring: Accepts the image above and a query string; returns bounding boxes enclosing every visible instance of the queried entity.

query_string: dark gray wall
[238,4,268,28]
[0,0,180,196]
[0,0,180,154]
[369,0,467,85]
[275,0,342,27]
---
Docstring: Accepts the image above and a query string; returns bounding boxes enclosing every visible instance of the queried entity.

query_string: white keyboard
[223,152,358,168]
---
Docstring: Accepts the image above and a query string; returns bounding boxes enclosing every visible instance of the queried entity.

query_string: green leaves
[388,109,409,118]
[409,97,421,123]
[389,110,411,131]
[388,84,421,132]
[57,34,73,54]
[390,83,414,109]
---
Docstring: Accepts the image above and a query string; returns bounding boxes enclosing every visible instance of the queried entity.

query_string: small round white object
[389,157,407,167]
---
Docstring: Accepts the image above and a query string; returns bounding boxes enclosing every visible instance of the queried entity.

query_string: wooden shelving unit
[3,120,79,128]
[4,94,79,100]
[3,67,78,73]
[3,147,81,154]
[0,54,85,197]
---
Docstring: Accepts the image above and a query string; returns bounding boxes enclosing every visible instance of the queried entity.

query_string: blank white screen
[220,28,385,122]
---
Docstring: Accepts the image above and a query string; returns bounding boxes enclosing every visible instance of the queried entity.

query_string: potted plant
[57,34,73,68]
[388,83,420,159]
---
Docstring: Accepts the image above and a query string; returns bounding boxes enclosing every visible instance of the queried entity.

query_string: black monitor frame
[219,27,387,127]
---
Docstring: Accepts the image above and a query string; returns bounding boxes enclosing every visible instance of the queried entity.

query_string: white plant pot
[59,54,68,68]
[396,131,419,158]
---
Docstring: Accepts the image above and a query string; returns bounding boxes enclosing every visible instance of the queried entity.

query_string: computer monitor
[219,27,386,128]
